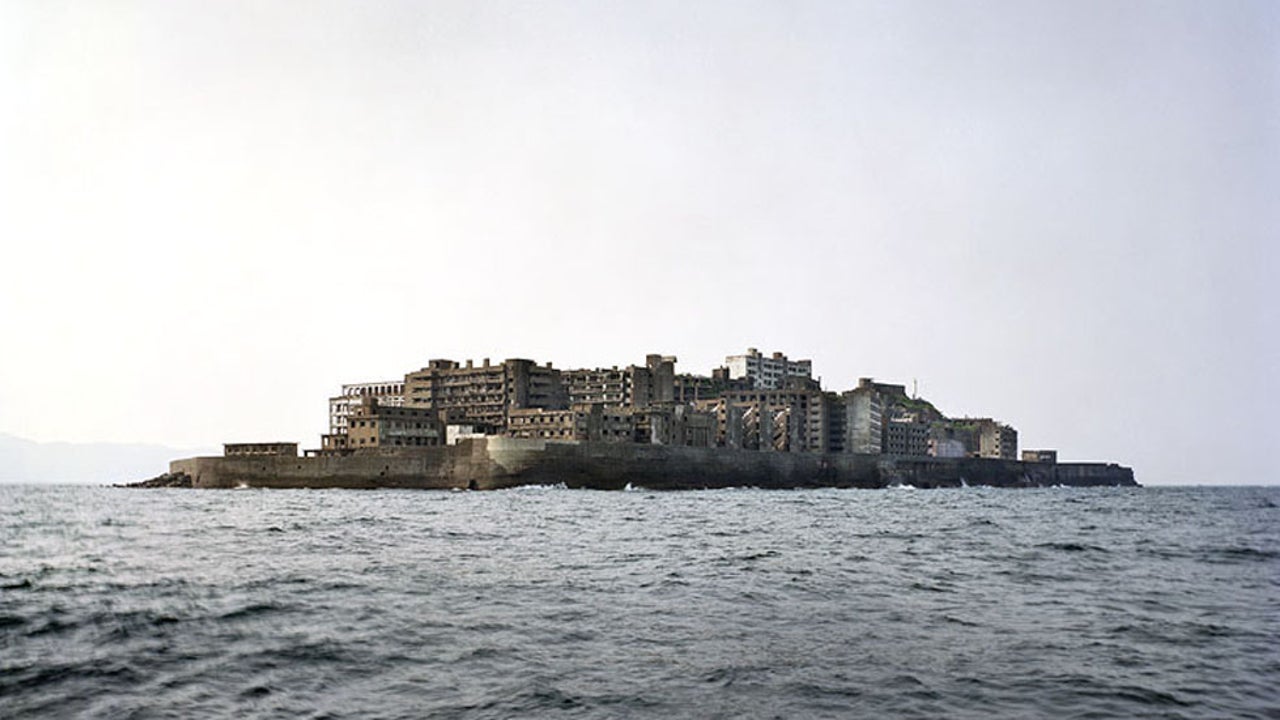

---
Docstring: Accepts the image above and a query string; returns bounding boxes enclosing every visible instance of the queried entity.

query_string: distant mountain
[0,434,217,485]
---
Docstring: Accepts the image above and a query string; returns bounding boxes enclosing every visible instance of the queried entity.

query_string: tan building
[330,400,443,450]
[561,354,677,409]
[563,366,636,407]
[672,368,751,404]
[506,404,637,442]
[965,418,1018,459]
[328,381,404,436]
[1022,449,1057,463]
[715,378,836,453]
[404,358,568,433]
[506,407,584,441]
[632,404,714,447]
[225,442,298,457]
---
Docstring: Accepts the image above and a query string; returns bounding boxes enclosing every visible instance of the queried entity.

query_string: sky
[1,1,1276,485]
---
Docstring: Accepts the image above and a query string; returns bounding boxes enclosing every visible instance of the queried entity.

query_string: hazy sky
[2,1,1276,484]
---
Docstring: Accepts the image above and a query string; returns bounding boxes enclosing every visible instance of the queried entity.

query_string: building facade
[403,358,568,433]
[883,418,930,456]
[225,442,298,457]
[724,348,813,390]
[842,379,896,454]
[1021,449,1057,463]
[327,400,443,450]
[715,377,836,453]
[328,381,404,435]
[304,349,1030,462]
[561,354,676,409]
[970,418,1018,460]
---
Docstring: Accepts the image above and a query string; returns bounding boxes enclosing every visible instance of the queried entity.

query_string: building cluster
[312,348,1044,462]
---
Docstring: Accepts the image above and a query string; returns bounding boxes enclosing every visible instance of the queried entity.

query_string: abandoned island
[142,348,1137,490]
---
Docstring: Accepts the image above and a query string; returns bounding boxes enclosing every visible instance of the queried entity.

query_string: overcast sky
[1,1,1276,485]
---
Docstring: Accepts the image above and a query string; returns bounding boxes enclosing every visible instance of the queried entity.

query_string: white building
[446,424,487,445]
[328,381,404,435]
[930,438,968,459]
[724,348,813,390]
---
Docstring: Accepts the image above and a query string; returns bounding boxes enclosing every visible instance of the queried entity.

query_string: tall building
[672,368,752,404]
[715,377,835,453]
[883,418,930,456]
[842,378,903,454]
[975,419,1018,460]
[724,348,813,390]
[562,354,676,409]
[403,358,567,433]
[644,354,676,405]
[563,366,637,407]
[328,381,404,435]
[323,399,442,451]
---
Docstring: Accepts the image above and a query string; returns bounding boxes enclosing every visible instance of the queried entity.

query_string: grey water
[2,484,1277,719]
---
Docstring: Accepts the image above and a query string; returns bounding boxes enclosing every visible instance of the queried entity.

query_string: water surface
[2,484,1277,718]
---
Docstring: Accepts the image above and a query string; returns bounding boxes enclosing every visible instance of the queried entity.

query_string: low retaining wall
[168,438,1137,490]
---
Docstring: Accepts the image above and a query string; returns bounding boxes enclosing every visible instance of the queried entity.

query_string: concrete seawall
[169,438,1137,490]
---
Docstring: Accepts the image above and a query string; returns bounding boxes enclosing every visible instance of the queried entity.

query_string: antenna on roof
[912,378,918,399]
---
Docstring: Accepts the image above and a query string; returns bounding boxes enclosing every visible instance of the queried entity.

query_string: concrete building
[842,379,900,455]
[883,418,930,456]
[404,358,567,433]
[309,351,1030,462]
[225,442,298,457]
[929,437,968,458]
[506,403,713,447]
[1022,449,1058,463]
[563,366,635,407]
[840,378,948,456]
[506,404,638,443]
[633,404,715,447]
[328,381,404,435]
[963,418,1018,460]
[672,368,752,404]
[724,348,813,390]
[446,424,486,446]
[506,407,588,441]
[928,421,977,458]
[644,354,676,405]
[715,377,835,453]
[331,399,443,450]
[561,354,677,409]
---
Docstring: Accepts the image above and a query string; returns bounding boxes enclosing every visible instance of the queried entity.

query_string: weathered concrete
[163,438,1137,490]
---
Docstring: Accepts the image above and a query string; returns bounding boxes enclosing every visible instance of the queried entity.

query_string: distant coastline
[0,433,214,485]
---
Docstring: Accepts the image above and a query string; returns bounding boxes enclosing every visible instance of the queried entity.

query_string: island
[135,349,1137,490]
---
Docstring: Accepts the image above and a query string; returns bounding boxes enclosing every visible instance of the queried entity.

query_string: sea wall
[168,438,1137,490]
[170,440,493,490]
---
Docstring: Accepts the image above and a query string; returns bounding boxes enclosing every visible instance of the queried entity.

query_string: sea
[1,484,1277,719]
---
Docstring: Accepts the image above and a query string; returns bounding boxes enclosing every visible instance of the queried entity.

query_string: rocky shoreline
[118,472,192,489]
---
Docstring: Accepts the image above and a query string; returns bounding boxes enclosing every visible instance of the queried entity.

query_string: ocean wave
[1,484,1275,719]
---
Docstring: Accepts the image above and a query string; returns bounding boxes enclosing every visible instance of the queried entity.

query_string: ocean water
[1,484,1277,719]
